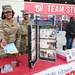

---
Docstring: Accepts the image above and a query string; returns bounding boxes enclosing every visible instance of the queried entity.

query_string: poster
[39,26,56,61]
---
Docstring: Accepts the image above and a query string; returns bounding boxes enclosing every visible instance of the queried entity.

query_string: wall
[0,1,24,17]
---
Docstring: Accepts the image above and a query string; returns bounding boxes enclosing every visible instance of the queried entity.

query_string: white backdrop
[0,0,24,17]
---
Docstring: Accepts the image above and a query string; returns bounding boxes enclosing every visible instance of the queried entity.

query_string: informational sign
[32,61,75,75]
[39,26,56,61]
[25,2,75,15]
[28,25,57,68]
[66,48,75,62]
[28,25,37,68]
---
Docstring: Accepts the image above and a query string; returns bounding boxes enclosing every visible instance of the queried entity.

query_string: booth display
[0,1,75,75]
[25,2,75,75]
[28,16,57,68]
[25,1,75,69]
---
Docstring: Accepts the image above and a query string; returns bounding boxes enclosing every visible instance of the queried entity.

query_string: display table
[0,54,75,75]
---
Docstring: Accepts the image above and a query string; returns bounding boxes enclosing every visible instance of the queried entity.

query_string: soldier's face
[23,14,29,20]
[4,11,13,19]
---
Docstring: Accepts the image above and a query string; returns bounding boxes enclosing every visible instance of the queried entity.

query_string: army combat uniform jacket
[19,20,31,54]
[0,19,21,58]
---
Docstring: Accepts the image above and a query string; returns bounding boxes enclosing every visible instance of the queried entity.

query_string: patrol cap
[2,5,13,12]
[21,10,29,15]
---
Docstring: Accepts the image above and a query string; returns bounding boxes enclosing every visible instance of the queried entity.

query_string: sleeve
[65,23,73,36]
[15,22,21,50]
[19,21,23,35]
[0,20,4,41]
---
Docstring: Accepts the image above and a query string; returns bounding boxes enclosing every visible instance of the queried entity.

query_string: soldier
[19,10,31,54]
[0,5,21,58]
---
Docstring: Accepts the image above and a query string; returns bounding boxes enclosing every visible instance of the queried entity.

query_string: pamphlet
[66,48,75,62]
[1,64,13,73]
[4,43,18,54]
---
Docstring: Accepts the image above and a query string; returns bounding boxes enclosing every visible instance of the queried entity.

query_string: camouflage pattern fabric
[0,19,6,58]
[19,20,31,54]
[0,19,21,58]
[0,19,4,40]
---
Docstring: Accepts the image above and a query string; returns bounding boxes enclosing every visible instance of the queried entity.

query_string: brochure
[1,64,13,73]
[4,43,18,54]
[66,48,75,62]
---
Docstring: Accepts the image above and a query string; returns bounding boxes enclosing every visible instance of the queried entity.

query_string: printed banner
[25,2,75,15]
[32,61,75,75]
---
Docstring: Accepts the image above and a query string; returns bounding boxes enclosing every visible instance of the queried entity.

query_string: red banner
[24,2,75,15]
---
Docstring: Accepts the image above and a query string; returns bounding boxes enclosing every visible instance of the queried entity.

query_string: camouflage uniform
[0,19,21,58]
[0,5,21,58]
[19,20,31,54]
[0,19,6,58]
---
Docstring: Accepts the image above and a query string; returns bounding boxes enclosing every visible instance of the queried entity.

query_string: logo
[66,70,75,75]
[35,4,43,12]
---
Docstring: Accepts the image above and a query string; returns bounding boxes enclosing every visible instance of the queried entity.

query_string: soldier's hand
[0,39,7,48]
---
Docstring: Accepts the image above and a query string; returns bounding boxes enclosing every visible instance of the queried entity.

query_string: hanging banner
[24,2,75,15]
